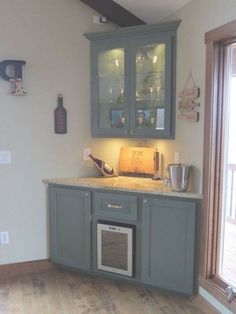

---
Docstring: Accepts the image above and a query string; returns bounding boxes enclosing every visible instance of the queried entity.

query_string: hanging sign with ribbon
[178,70,200,122]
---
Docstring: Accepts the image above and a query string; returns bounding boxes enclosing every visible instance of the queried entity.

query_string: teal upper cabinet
[84,21,180,139]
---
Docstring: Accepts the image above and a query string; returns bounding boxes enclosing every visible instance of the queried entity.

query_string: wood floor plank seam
[0,260,219,314]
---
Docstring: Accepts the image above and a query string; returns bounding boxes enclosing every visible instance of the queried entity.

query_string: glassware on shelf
[147,48,158,64]
[135,44,166,130]
[98,50,124,107]
[110,109,125,128]
[136,51,146,74]
[116,88,124,104]
[108,87,113,104]
[150,116,155,125]
[136,109,153,128]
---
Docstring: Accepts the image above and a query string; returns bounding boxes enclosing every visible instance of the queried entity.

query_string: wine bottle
[54,94,67,134]
[89,154,114,176]
[152,149,160,180]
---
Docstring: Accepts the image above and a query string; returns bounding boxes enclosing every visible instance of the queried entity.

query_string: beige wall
[0,0,236,265]
[0,0,122,265]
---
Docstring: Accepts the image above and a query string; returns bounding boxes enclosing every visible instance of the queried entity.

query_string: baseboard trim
[0,259,56,280]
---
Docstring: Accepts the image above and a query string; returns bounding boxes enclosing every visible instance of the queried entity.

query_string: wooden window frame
[199,19,236,312]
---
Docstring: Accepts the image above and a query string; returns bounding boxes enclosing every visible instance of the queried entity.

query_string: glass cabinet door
[92,42,129,136]
[131,37,173,137]
[86,21,179,138]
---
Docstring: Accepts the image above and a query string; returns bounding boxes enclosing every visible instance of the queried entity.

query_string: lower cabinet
[141,197,196,294]
[49,187,91,270]
[48,185,198,294]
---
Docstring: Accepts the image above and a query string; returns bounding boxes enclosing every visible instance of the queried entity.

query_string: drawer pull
[107,203,123,209]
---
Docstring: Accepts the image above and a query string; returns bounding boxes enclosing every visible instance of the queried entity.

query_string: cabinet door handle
[107,203,123,209]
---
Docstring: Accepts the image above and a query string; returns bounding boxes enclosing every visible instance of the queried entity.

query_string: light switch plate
[0,151,11,164]
[0,231,9,245]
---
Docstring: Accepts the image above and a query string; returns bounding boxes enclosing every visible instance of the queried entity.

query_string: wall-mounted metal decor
[54,94,67,134]
[0,60,27,95]
[178,70,200,122]
[10,78,27,96]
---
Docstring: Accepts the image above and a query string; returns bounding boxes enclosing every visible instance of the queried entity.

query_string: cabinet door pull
[107,203,123,209]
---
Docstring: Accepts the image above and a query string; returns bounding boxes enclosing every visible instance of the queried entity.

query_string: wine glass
[147,48,158,64]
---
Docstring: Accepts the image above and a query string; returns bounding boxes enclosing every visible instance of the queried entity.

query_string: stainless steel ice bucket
[167,163,190,192]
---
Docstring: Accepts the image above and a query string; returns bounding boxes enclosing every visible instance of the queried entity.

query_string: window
[200,20,236,312]
[219,43,236,287]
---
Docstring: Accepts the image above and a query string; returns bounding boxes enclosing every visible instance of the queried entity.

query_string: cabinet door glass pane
[135,43,165,130]
[98,48,125,129]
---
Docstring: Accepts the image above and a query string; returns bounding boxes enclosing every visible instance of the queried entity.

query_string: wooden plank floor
[0,267,219,314]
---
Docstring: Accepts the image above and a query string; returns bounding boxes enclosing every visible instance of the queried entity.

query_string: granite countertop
[43,176,202,199]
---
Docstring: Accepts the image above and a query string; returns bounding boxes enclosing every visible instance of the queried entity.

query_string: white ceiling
[114,0,191,23]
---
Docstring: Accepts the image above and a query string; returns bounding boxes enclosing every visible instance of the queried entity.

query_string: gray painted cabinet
[93,191,138,222]
[141,197,196,294]
[49,186,91,270]
[84,21,180,139]
[48,185,197,295]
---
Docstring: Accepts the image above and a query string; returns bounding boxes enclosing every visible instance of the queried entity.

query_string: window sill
[198,275,236,313]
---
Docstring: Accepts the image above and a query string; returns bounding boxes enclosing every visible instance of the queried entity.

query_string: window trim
[200,19,236,312]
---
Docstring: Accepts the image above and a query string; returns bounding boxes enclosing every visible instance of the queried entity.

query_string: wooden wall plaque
[119,147,155,176]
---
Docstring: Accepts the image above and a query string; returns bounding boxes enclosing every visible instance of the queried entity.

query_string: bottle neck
[58,95,63,107]
[89,154,95,162]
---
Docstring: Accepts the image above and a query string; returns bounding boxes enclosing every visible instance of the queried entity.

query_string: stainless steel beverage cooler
[97,221,135,277]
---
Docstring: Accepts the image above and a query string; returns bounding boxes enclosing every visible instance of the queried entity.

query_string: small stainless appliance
[97,220,135,277]
[167,163,190,192]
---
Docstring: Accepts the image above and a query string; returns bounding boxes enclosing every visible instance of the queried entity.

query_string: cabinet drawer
[94,192,137,221]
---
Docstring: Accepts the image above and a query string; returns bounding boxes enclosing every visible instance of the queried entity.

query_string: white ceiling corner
[114,0,192,24]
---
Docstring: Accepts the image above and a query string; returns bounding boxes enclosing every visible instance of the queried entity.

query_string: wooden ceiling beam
[81,0,146,27]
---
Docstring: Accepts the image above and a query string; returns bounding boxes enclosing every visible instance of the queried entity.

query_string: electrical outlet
[83,148,91,161]
[174,152,180,163]
[0,231,9,245]
[0,151,11,164]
